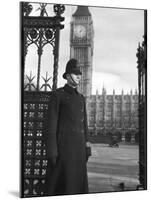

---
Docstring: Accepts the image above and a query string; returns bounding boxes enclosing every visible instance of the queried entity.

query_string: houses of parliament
[70,6,139,143]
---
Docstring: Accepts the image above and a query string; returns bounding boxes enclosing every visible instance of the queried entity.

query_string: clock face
[74,25,86,38]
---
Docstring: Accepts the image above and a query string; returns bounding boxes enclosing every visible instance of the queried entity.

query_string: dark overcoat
[46,84,89,196]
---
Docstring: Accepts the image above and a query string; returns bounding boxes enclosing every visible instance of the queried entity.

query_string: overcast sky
[25,3,144,94]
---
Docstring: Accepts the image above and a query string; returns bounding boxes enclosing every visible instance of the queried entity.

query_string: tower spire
[96,89,99,98]
[102,84,106,95]
[72,6,91,16]
[121,89,124,95]
[113,89,115,95]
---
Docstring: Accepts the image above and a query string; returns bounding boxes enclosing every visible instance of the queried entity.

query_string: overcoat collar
[63,84,78,94]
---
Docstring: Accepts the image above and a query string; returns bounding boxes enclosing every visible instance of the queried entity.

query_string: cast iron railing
[21,2,65,197]
[136,10,147,190]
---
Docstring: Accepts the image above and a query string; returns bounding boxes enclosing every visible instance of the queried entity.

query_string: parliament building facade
[70,6,139,143]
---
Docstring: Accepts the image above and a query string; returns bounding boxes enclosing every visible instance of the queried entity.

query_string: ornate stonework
[87,89,139,143]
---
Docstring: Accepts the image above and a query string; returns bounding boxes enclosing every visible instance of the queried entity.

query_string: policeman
[46,58,91,196]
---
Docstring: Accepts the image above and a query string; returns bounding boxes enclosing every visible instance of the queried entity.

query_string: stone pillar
[94,123,97,135]
[122,132,125,142]
[131,133,135,143]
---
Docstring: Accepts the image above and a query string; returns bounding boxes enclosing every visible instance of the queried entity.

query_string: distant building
[86,88,139,143]
[70,6,139,143]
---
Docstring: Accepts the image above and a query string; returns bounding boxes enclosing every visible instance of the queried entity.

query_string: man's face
[67,73,81,86]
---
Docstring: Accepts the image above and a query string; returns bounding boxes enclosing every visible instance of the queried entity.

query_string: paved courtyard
[87,143,139,193]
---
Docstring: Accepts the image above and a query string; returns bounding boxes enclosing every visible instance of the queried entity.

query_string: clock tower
[70,6,94,97]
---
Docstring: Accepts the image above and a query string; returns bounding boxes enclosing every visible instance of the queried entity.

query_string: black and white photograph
[20,0,147,198]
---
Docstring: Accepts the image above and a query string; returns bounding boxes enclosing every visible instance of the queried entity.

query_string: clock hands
[74,25,86,38]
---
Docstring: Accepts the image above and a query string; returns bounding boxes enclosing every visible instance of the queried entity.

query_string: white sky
[25,3,144,94]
